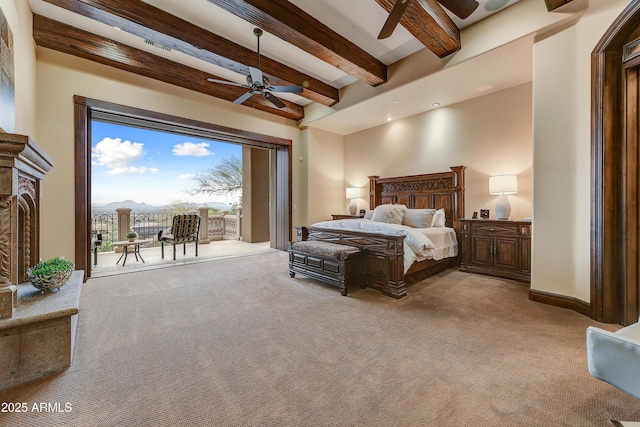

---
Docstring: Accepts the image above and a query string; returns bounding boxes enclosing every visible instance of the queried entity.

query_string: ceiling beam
[544,0,574,11]
[375,0,460,58]
[42,0,338,106]
[33,15,304,121]
[206,0,388,87]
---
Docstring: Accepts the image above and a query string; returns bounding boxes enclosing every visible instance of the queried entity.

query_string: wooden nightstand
[331,214,364,220]
[459,219,532,283]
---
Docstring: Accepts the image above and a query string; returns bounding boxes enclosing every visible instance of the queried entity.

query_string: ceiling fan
[378,0,480,39]
[207,28,303,109]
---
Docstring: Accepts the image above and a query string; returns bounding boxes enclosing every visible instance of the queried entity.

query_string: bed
[295,166,466,298]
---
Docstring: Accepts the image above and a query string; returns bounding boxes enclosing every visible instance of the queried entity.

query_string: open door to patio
[74,97,292,278]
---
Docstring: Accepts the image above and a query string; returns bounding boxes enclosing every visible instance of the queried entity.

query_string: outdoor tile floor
[90,240,274,277]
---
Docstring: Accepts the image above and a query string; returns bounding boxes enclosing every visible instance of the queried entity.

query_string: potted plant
[26,257,75,292]
[127,230,138,242]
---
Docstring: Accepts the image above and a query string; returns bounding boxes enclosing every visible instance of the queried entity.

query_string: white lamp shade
[346,187,361,199]
[489,175,518,195]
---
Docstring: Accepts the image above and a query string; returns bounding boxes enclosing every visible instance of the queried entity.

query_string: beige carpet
[1,250,638,426]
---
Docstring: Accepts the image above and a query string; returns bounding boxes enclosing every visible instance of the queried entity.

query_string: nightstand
[331,214,364,220]
[459,219,532,283]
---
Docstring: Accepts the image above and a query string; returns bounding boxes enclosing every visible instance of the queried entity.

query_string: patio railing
[91,207,242,252]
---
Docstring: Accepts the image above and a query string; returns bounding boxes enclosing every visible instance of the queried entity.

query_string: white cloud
[172,142,213,157]
[107,166,159,176]
[178,173,196,180]
[92,137,157,175]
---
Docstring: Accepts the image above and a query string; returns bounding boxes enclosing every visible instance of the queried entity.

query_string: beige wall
[343,83,533,221]
[34,48,302,261]
[1,0,37,135]
[303,127,345,224]
[531,0,629,302]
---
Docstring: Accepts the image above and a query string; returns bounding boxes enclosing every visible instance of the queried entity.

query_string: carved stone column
[198,207,211,244]
[0,134,53,319]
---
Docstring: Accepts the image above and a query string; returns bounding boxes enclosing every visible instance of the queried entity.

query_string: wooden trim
[591,0,640,324]
[74,96,292,276]
[528,289,591,317]
[74,100,91,279]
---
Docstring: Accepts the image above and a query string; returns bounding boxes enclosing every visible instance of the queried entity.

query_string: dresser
[459,219,532,283]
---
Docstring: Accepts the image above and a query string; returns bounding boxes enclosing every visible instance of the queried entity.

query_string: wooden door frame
[74,96,292,277]
[591,0,640,324]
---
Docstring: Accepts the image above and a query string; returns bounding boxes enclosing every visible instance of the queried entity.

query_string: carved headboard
[367,166,466,230]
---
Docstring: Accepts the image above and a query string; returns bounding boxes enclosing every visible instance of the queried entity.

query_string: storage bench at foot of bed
[288,241,366,296]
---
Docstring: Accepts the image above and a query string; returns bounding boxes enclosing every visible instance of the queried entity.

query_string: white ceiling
[28,0,528,135]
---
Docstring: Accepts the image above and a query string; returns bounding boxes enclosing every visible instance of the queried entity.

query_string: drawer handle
[490,228,495,231]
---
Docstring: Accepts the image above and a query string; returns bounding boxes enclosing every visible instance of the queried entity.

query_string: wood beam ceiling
[42,0,339,107]
[205,0,388,87]
[374,0,460,58]
[544,0,574,11]
[33,15,305,121]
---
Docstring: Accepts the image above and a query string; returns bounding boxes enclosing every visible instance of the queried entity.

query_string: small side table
[112,239,149,266]
[331,214,364,220]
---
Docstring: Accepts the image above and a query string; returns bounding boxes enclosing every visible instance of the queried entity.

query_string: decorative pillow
[371,204,407,224]
[363,210,374,220]
[403,209,436,228]
[431,208,446,227]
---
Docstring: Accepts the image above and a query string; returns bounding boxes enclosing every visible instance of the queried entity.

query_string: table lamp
[346,187,360,215]
[489,174,517,220]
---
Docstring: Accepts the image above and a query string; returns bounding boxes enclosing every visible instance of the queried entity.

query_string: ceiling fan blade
[378,0,412,39]
[437,0,479,19]
[249,66,263,85]
[233,91,254,104]
[269,85,304,93]
[207,78,246,88]
[263,92,286,108]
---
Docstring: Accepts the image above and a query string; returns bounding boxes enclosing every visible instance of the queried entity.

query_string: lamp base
[349,199,357,215]
[495,194,511,220]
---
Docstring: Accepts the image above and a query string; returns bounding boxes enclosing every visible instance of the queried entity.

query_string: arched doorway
[592,0,640,325]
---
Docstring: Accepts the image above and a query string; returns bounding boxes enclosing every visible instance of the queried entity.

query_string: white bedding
[310,219,458,273]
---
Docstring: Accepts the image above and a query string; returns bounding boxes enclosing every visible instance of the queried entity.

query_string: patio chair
[158,214,201,260]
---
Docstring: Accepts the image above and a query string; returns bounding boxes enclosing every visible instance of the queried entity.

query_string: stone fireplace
[0,133,53,319]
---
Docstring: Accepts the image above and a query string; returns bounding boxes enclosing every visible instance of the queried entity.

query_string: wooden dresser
[459,219,532,283]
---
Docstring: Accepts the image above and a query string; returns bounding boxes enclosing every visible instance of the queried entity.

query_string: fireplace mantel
[0,133,53,318]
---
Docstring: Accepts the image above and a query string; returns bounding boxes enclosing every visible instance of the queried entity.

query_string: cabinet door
[471,236,493,266]
[494,237,518,270]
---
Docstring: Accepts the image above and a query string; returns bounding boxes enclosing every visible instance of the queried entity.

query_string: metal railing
[91,208,241,252]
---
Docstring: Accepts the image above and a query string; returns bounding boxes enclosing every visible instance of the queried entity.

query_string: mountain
[91,200,233,212]
[96,200,165,211]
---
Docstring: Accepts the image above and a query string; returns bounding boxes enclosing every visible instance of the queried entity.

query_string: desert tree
[189,154,242,207]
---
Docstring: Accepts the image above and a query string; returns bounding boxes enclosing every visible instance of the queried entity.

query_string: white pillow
[363,210,374,220]
[431,208,446,227]
[371,204,407,224]
[403,209,436,228]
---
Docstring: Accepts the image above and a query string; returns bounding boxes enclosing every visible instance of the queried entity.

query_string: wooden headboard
[368,166,466,230]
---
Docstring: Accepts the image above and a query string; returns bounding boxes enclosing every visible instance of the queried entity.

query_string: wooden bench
[288,240,366,296]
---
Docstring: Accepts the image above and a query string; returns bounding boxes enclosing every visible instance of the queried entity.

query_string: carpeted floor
[1,250,638,426]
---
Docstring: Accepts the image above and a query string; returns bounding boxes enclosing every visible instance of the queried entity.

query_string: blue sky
[91,121,242,206]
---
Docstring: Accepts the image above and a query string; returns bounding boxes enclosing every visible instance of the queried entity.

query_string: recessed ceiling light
[432,102,440,107]
[475,85,493,92]
[386,116,392,121]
